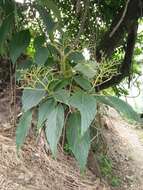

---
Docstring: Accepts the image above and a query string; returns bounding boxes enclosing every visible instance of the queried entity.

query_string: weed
[98,154,121,187]
[64,143,73,155]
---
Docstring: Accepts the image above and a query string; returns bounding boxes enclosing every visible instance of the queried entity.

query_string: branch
[96,0,140,60]
[95,20,138,92]
[109,0,130,38]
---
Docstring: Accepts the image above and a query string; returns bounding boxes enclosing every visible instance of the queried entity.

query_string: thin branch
[109,0,130,38]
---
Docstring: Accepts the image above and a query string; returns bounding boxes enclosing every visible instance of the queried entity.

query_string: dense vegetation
[0,0,142,171]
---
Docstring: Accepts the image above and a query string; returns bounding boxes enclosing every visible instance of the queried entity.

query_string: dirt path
[104,109,143,190]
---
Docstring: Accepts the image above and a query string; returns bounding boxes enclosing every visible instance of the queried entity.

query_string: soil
[0,86,143,190]
[103,109,143,190]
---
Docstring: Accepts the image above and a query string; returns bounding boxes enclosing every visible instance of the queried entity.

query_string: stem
[60,52,66,75]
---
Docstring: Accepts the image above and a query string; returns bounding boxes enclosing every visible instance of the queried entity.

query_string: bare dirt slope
[0,133,108,190]
[104,109,143,190]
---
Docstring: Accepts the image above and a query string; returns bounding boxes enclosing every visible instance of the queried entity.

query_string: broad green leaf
[54,79,71,90]
[34,35,46,50]
[10,30,31,64]
[53,89,70,105]
[47,43,60,57]
[22,89,46,112]
[74,76,92,91]
[45,104,64,157]
[67,51,85,63]
[16,110,32,151]
[74,61,97,79]
[67,112,90,170]
[34,47,49,65]
[48,78,70,91]
[0,14,14,53]
[95,95,140,122]
[38,0,61,22]
[37,99,56,130]
[70,91,96,136]
[36,6,56,35]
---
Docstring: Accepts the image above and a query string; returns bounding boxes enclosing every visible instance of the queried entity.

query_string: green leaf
[22,89,46,112]
[47,43,60,57]
[70,91,96,136]
[74,61,97,79]
[67,51,85,63]
[36,6,56,35]
[45,104,64,157]
[37,99,56,130]
[0,14,14,53]
[38,0,61,22]
[48,78,70,91]
[95,95,140,122]
[16,110,32,151]
[34,35,46,50]
[10,30,31,64]
[74,76,92,91]
[67,112,90,170]
[34,47,49,65]
[53,89,70,105]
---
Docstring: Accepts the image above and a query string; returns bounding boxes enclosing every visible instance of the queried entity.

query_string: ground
[0,86,143,190]
[103,109,143,190]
